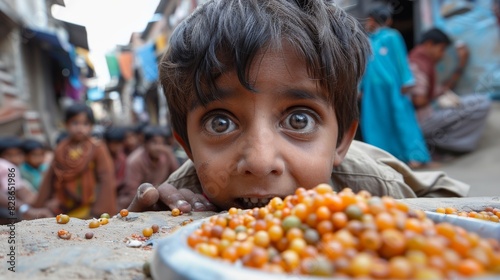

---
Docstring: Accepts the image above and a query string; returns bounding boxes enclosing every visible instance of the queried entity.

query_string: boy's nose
[236,127,285,177]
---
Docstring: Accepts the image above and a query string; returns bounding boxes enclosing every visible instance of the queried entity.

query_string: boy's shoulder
[338,140,405,178]
[332,141,415,197]
[166,159,203,194]
[334,141,469,198]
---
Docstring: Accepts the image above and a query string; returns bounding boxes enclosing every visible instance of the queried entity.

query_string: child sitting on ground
[123,124,143,156]
[118,125,179,209]
[0,136,51,223]
[127,0,469,213]
[104,126,128,195]
[20,138,48,193]
[33,103,117,218]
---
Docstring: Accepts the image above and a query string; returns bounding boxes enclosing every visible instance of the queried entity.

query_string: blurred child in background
[118,125,179,209]
[20,138,48,193]
[123,124,143,156]
[0,136,51,223]
[33,103,117,218]
[104,126,128,202]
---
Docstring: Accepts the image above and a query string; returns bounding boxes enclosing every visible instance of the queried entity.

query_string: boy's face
[124,132,139,150]
[145,136,167,160]
[182,45,355,209]
[428,42,448,62]
[1,148,24,166]
[65,113,92,142]
[26,148,45,168]
[106,141,123,157]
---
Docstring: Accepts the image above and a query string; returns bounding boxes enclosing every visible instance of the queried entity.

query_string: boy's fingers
[178,189,217,212]
[157,183,193,213]
[128,183,160,212]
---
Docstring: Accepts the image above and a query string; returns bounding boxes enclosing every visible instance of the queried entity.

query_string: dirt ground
[0,211,216,280]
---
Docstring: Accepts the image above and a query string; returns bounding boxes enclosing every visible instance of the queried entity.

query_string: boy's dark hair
[419,28,452,46]
[159,0,370,149]
[104,126,127,142]
[64,103,95,124]
[143,126,170,143]
[368,3,393,25]
[0,136,24,155]
[21,138,46,153]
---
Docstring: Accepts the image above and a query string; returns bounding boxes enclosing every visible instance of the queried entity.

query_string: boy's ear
[333,121,358,167]
[173,131,193,160]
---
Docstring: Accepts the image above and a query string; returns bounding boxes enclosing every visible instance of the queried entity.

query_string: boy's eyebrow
[278,89,325,102]
[189,87,327,110]
[189,88,233,110]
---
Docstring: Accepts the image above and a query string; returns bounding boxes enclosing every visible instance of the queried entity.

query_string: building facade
[0,0,90,147]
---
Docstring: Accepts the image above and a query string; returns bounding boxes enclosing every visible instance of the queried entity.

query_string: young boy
[128,0,469,213]
[118,125,179,209]
[33,103,117,218]
[123,124,143,156]
[20,138,48,192]
[104,126,128,193]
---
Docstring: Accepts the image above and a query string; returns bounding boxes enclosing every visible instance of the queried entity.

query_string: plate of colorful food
[151,185,500,279]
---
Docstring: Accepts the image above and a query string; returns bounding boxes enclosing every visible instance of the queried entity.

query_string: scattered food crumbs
[56,214,70,224]
[143,227,153,237]
[151,224,160,233]
[171,208,181,216]
[57,229,71,240]
[126,240,143,248]
[89,219,100,228]
[100,213,110,219]
[120,209,129,217]
[180,219,194,226]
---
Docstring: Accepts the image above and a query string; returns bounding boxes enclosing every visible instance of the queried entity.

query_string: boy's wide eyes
[202,110,318,135]
[204,114,237,134]
[281,111,317,133]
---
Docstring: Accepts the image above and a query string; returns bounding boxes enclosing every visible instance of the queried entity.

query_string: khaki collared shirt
[166,141,469,199]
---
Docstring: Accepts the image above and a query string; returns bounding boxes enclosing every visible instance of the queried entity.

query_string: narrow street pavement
[436,101,500,197]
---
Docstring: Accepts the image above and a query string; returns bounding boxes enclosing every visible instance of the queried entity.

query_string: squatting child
[119,125,179,209]
[127,0,469,213]
[33,103,117,218]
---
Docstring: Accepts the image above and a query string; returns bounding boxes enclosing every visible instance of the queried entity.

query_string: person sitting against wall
[408,28,491,155]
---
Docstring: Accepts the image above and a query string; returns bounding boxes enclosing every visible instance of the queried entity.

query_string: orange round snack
[187,185,500,278]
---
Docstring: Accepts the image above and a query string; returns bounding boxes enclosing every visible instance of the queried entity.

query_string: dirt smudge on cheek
[195,161,231,199]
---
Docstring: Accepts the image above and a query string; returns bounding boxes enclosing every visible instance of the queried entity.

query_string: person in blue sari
[360,5,432,168]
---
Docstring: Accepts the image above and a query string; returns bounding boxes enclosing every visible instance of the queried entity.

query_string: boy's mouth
[236,197,272,209]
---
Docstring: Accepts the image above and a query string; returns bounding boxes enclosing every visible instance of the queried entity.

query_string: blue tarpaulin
[135,43,159,83]
[23,27,80,82]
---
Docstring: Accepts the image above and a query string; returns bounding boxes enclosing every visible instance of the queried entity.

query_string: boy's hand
[127,182,217,213]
